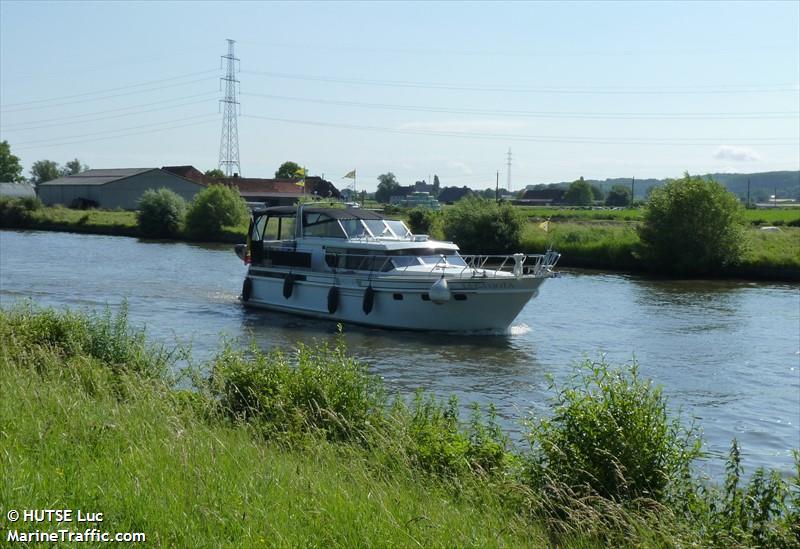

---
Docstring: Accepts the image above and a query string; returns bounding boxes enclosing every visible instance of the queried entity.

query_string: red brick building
[162,166,340,206]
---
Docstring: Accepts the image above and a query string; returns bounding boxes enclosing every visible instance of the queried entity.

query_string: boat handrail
[258,245,559,278]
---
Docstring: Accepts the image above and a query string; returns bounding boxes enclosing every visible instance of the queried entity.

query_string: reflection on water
[1,230,798,477]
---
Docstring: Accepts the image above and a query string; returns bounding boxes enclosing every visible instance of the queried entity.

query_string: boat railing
[313,249,560,279]
[459,250,561,278]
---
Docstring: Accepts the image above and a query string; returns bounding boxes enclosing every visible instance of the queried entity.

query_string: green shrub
[209,337,385,442]
[638,173,746,275]
[0,195,42,227]
[136,188,187,238]
[382,204,402,216]
[443,197,525,253]
[526,359,701,503]
[406,207,440,236]
[381,395,513,478]
[693,440,798,547]
[184,184,248,240]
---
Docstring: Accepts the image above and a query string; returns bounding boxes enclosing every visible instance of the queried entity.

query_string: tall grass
[521,221,640,270]
[2,306,798,546]
[741,227,800,271]
[0,307,548,547]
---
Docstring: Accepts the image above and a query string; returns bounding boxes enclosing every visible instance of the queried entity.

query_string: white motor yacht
[234,204,559,331]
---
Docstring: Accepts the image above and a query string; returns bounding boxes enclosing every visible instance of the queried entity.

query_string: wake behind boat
[234,203,559,331]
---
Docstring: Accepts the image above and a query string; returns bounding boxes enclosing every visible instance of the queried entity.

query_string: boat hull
[241,271,546,331]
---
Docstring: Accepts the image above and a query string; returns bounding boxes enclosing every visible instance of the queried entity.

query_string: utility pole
[631,176,635,207]
[496,171,500,203]
[506,148,512,194]
[218,39,241,177]
[747,178,751,207]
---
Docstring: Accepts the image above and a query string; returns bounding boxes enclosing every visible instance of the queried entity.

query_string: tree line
[1,140,90,186]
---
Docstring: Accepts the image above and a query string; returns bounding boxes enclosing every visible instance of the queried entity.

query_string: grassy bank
[520,220,800,280]
[1,306,797,547]
[0,202,247,243]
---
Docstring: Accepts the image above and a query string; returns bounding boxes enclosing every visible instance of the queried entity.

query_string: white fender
[513,253,525,277]
[429,277,451,304]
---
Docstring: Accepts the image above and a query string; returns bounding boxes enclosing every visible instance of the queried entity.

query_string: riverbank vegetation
[2,191,798,280]
[637,174,747,275]
[0,191,248,242]
[1,305,797,547]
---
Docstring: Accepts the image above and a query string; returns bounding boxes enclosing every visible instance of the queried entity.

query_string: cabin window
[263,217,280,240]
[303,213,346,238]
[390,256,421,269]
[252,216,268,241]
[254,216,296,241]
[340,218,368,239]
[393,293,404,300]
[279,218,296,239]
[454,294,467,301]
[325,249,391,272]
[419,255,447,265]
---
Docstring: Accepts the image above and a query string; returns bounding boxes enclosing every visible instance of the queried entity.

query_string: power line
[0,92,218,130]
[0,69,219,109]
[0,77,218,114]
[9,113,217,146]
[240,38,797,60]
[1,97,216,132]
[12,117,219,151]
[240,113,799,146]
[241,91,800,120]
[243,69,798,95]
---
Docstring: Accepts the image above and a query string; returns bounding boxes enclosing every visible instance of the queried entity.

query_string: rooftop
[38,168,156,186]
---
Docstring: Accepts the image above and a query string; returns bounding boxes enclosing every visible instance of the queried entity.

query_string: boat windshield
[360,219,412,239]
[338,218,414,239]
[386,220,412,238]
[363,220,392,238]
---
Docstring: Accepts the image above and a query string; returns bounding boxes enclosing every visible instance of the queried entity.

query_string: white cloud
[713,145,761,162]
[398,120,526,133]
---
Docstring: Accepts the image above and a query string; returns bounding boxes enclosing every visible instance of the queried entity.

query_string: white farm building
[37,168,205,210]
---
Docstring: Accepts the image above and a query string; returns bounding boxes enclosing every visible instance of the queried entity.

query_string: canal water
[1,229,798,477]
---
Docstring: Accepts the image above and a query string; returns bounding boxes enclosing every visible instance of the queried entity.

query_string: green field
[514,205,800,225]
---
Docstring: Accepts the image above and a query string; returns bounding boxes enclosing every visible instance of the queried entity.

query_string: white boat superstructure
[235,204,559,331]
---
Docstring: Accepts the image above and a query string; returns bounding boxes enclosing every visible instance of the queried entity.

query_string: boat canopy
[252,206,385,220]
[250,206,411,241]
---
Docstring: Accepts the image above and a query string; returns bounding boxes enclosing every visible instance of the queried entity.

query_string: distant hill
[525,171,800,201]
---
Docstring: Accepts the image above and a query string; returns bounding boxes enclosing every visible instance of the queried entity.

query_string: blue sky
[1,1,798,191]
